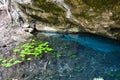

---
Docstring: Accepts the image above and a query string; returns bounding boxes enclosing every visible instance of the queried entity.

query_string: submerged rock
[15,0,120,40]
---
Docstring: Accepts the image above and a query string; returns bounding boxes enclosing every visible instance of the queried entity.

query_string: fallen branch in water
[42,60,49,75]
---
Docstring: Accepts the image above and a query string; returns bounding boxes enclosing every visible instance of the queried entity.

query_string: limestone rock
[15,0,120,40]
[35,23,57,32]
[22,23,30,28]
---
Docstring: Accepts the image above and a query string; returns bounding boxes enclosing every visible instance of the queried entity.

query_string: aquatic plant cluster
[0,40,53,67]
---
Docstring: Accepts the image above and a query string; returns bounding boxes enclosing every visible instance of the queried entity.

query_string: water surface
[36,32,120,80]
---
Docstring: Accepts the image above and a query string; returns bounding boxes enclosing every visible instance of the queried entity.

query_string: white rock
[24,28,34,33]
[36,24,57,32]
[22,23,30,28]
[93,77,104,80]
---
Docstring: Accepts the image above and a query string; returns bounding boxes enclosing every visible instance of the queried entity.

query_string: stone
[11,35,25,42]
[24,28,34,33]
[35,23,57,32]
[22,23,30,28]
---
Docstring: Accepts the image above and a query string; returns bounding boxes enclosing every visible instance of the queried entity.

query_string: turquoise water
[36,32,120,80]
[40,32,120,53]
[63,34,120,53]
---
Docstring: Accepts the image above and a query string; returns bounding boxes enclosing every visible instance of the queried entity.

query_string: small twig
[6,0,13,23]
[42,60,49,75]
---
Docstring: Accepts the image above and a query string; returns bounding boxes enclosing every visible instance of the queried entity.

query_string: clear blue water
[63,34,120,53]
[40,32,120,53]
[36,32,120,80]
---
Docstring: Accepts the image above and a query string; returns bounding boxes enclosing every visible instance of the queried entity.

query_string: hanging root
[0,0,32,26]
[0,0,13,23]
[0,0,6,10]
[6,0,13,23]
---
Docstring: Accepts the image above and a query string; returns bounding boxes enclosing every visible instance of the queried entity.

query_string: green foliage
[107,72,120,78]
[73,66,83,72]
[48,51,63,58]
[0,57,22,67]
[68,53,80,60]
[0,40,53,67]
[63,43,68,49]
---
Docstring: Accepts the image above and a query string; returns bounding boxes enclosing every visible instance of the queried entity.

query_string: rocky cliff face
[15,0,120,40]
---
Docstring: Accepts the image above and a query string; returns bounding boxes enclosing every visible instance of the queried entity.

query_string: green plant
[0,40,53,67]
[107,72,120,78]
[63,43,68,49]
[49,51,63,58]
[0,57,21,67]
[67,53,80,60]
[74,66,83,72]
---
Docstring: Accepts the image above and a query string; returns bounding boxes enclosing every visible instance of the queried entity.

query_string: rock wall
[14,0,120,40]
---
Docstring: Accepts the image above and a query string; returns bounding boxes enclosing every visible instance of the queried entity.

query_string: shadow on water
[36,32,120,80]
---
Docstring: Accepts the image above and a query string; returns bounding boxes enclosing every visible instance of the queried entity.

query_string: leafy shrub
[0,40,53,67]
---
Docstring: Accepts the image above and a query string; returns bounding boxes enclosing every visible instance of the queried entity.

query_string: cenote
[1,0,120,80]
[33,32,120,80]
